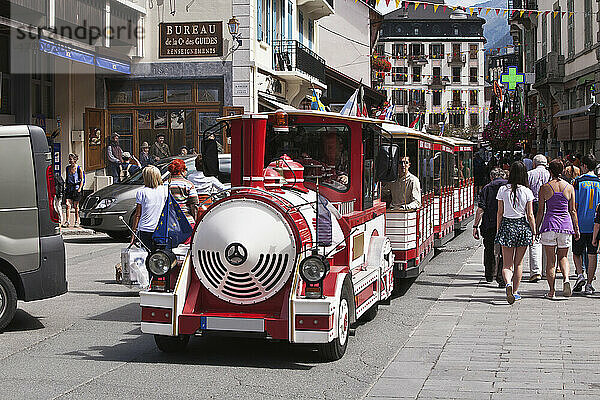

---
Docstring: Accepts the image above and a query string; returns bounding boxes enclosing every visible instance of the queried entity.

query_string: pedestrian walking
[473,167,507,287]
[535,159,579,299]
[572,155,600,294]
[63,153,84,228]
[130,166,169,252]
[167,159,199,225]
[150,134,170,162]
[106,133,123,183]
[522,153,533,171]
[495,161,536,304]
[139,142,151,167]
[527,154,550,282]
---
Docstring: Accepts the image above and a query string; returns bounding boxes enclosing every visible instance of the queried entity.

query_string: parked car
[80,154,231,240]
[0,125,67,331]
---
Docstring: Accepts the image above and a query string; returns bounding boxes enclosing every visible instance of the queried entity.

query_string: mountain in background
[473,0,512,51]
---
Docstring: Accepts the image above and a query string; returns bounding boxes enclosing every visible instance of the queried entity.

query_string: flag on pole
[409,114,420,129]
[340,88,359,116]
[310,88,326,111]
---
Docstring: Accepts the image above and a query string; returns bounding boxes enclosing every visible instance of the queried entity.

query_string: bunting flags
[370,1,592,19]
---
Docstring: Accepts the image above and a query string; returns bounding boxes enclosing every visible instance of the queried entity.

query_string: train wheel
[154,334,190,353]
[320,289,350,361]
[360,303,378,322]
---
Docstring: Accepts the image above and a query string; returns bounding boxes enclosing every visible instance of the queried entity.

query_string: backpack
[120,163,132,181]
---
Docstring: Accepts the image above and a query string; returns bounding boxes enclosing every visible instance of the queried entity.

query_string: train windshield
[265,124,351,192]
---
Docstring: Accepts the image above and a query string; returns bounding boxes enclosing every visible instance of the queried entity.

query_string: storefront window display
[107,80,224,158]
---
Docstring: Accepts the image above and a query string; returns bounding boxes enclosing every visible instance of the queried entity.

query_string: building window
[430,43,444,59]
[412,66,421,82]
[470,113,478,127]
[375,44,385,56]
[469,44,478,59]
[31,55,54,118]
[410,90,425,107]
[308,18,313,50]
[567,0,575,57]
[414,27,419,35]
[392,43,407,58]
[429,113,444,125]
[452,67,461,83]
[257,0,263,41]
[449,113,464,128]
[410,43,424,57]
[109,81,133,104]
[584,0,593,47]
[395,112,409,126]
[392,66,407,82]
[140,84,164,103]
[298,11,303,44]
[551,4,561,53]
[453,26,459,36]
[469,90,478,106]
[392,89,407,105]
[197,83,222,102]
[167,83,192,103]
[433,91,441,106]
[541,13,547,55]
[469,67,478,84]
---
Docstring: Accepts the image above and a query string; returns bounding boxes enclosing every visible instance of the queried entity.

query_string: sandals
[544,293,556,300]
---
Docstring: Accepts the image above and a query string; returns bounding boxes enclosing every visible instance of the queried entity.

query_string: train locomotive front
[139,111,397,360]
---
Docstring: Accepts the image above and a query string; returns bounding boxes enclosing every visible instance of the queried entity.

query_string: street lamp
[223,16,242,63]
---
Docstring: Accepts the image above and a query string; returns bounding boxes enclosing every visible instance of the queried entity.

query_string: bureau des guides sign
[159,22,223,58]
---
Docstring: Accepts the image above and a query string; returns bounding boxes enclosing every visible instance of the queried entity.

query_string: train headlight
[299,255,330,283]
[146,249,177,277]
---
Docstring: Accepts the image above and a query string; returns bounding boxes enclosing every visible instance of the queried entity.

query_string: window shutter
[266,0,270,44]
[257,0,263,41]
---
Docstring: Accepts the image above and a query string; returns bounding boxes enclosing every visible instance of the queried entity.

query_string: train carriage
[447,138,475,230]
[383,124,435,278]
[139,110,399,360]
[433,137,455,247]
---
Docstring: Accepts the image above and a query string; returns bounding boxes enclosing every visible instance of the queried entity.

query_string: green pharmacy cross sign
[501,66,525,91]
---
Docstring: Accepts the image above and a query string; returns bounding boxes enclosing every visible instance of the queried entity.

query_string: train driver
[389,156,422,211]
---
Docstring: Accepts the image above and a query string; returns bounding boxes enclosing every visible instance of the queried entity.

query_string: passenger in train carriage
[473,168,507,288]
[389,156,422,211]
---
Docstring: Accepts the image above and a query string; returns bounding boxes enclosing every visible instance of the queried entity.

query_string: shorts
[540,231,573,248]
[495,217,533,248]
[572,233,598,256]
[64,186,81,202]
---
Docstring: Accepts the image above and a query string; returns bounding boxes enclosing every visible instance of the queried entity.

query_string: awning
[258,92,296,111]
[554,103,596,118]
[39,39,131,74]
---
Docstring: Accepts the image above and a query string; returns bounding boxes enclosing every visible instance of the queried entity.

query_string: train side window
[405,139,418,178]
[419,147,427,195]
[427,149,433,195]
[434,151,441,195]
[454,153,460,187]
[362,125,376,209]
[464,151,472,179]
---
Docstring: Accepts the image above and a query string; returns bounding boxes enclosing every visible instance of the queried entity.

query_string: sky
[376,0,482,15]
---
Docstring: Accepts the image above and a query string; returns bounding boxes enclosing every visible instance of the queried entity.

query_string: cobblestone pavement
[364,247,600,400]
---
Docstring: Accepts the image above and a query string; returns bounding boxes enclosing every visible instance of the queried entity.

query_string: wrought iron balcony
[448,100,467,110]
[273,40,326,84]
[534,52,565,85]
[408,55,428,65]
[428,76,449,87]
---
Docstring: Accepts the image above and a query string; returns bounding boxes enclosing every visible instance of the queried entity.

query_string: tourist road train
[139,110,474,360]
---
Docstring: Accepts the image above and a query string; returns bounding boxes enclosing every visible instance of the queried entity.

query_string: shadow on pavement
[64,332,319,370]
[88,303,140,323]
[68,289,139,298]
[2,309,45,332]
[63,236,117,244]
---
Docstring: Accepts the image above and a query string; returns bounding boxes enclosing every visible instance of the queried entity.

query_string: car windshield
[120,159,173,185]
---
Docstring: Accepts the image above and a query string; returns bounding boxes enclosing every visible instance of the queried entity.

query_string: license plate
[200,316,265,332]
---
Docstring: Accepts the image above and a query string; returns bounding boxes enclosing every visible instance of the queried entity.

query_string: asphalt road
[0,230,480,400]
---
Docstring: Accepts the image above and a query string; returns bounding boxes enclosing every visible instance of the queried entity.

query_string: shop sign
[159,22,223,58]
[234,82,250,96]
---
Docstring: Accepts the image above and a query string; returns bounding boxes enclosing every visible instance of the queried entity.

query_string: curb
[60,228,97,236]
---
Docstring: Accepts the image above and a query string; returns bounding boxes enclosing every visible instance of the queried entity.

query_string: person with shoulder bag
[63,153,85,227]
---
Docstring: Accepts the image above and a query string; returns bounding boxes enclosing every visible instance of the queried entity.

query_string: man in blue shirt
[573,155,600,294]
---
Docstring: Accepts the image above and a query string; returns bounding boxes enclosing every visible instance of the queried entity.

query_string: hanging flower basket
[482,113,536,151]
[371,56,391,72]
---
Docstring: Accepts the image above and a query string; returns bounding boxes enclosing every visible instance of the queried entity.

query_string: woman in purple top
[536,159,580,299]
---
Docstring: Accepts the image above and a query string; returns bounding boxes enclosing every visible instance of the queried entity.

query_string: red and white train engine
[140,111,399,360]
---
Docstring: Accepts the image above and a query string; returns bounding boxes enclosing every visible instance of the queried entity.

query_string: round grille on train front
[191,198,297,305]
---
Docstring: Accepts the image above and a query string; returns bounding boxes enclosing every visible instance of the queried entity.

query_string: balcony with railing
[428,76,449,87]
[297,0,334,20]
[408,54,428,65]
[448,54,466,65]
[534,52,565,86]
[273,40,326,85]
[448,100,467,110]
[508,0,538,24]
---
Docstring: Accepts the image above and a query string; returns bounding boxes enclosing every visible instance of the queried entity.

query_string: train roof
[218,110,387,125]
[443,137,476,147]
[381,123,455,144]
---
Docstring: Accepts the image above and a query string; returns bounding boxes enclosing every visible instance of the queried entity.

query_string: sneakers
[574,274,586,292]
[513,293,522,301]
[584,283,595,295]
[506,284,515,304]
[563,281,572,297]
[529,274,542,283]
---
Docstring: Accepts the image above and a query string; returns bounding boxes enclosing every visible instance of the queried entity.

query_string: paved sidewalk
[364,246,600,399]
